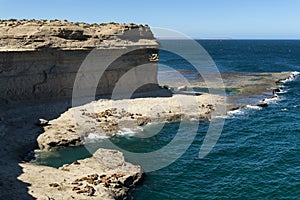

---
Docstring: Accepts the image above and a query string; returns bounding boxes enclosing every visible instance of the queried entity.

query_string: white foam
[281,108,288,111]
[227,109,245,116]
[224,71,299,119]
[276,90,287,94]
[226,104,265,119]
[262,95,280,104]
[214,115,229,119]
[292,71,300,76]
[86,133,110,140]
[246,105,262,110]
[281,71,300,83]
[117,127,143,136]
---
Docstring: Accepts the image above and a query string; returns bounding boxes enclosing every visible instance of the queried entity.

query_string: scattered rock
[136,116,151,126]
[73,160,80,165]
[257,102,268,107]
[166,113,182,122]
[178,86,187,91]
[49,183,59,187]
[273,88,281,93]
[37,118,49,126]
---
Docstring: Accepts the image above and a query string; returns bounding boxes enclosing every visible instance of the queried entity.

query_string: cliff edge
[0,19,157,51]
[0,19,158,200]
[0,19,159,103]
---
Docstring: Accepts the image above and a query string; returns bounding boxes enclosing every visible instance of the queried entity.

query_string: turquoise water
[36,40,300,199]
[133,79,300,199]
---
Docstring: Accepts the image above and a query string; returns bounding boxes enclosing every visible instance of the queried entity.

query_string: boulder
[257,102,268,107]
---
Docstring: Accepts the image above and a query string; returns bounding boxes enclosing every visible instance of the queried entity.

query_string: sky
[1,0,300,39]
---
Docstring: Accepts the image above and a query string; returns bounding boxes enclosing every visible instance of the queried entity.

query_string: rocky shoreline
[1,71,293,199]
[0,19,159,200]
[19,149,143,200]
[27,71,295,200]
[35,72,295,152]
[0,19,298,200]
[37,93,224,151]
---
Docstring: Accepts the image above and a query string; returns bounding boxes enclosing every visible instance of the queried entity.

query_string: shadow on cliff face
[0,99,72,199]
[0,162,35,200]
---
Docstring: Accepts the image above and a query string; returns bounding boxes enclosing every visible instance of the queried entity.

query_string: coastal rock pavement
[19,148,143,200]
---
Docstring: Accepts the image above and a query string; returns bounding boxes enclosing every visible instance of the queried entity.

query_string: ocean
[36,40,300,199]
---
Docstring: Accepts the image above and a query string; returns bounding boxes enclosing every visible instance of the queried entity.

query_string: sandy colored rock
[0,19,157,51]
[159,71,293,108]
[0,71,294,199]
[19,148,143,200]
[37,93,226,150]
[0,19,159,103]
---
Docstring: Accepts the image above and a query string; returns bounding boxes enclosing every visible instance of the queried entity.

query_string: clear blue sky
[1,0,300,39]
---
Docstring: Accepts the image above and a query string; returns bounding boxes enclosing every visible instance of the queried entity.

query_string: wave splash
[227,71,299,118]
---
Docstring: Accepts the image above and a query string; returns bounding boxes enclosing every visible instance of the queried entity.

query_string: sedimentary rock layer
[0,20,159,103]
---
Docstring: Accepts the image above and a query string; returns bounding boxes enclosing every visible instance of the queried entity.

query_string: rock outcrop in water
[0,19,159,103]
[37,94,224,150]
[1,19,297,200]
[19,148,143,200]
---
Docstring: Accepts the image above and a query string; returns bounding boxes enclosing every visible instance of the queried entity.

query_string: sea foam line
[225,71,299,119]
[261,94,281,104]
[279,71,300,83]
[260,71,299,104]
[245,105,262,110]
[226,104,263,118]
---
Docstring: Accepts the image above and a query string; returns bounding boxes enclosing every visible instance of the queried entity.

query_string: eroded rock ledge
[37,94,224,150]
[0,19,155,50]
[19,148,143,200]
[0,19,159,103]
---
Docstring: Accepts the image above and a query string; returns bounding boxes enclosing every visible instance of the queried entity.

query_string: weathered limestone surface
[0,19,155,50]
[37,94,225,150]
[0,20,159,103]
[19,148,143,200]
[0,19,158,200]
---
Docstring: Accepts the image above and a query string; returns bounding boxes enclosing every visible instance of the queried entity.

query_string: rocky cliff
[0,19,159,103]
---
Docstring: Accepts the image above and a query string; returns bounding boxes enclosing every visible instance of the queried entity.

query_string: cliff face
[0,20,159,103]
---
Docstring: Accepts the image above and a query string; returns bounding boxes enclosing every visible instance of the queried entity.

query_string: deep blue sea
[36,40,300,199]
